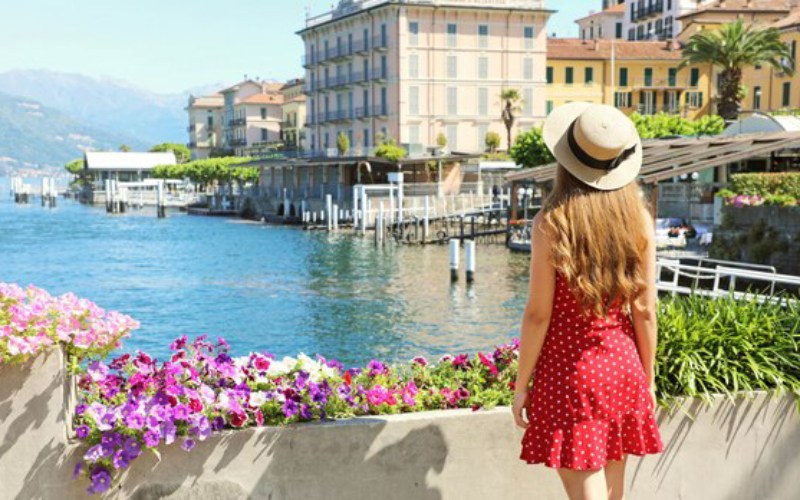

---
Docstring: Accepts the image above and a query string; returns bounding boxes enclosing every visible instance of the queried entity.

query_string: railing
[633,1,664,21]
[631,78,690,89]
[372,36,388,50]
[372,67,388,80]
[230,138,247,146]
[228,118,246,127]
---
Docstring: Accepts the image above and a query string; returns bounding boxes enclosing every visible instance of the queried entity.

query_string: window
[363,89,369,112]
[409,54,419,78]
[753,86,762,110]
[363,28,369,50]
[348,33,353,54]
[546,66,553,84]
[615,22,623,39]
[446,124,457,150]
[477,124,488,150]
[665,16,673,38]
[667,0,672,9]
[447,55,457,78]
[690,67,700,87]
[614,91,632,108]
[524,58,533,80]
[380,87,387,115]
[409,21,419,46]
[590,26,594,39]
[478,56,488,79]
[524,26,534,49]
[783,82,791,107]
[637,25,644,40]
[478,25,488,48]
[791,40,797,70]
[478,87,488,116]
[686,91,703,108]
[348,91,354,117]
[261,129,268,141]
[546,100,554,114]
[644,67,653,86]
[447,87,458,115]
[523,89,533,116]
[628,28,635,41]
[324,132,329,149]
[363,59,369,79]
[668,68,677,87]
[207,116,213,128]
[409,86,419,115]
[381,55,388,79]
[585,67,594,84]
[363,128,370,148]
[565,67,574,84]
[380,23,387,47]
[409,124,420,145]
[447,23,457,47]
[630,4,635,22]
[581,28,586,41]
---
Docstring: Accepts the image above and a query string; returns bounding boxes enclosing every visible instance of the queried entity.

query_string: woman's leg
[604,455,628,500]
[557,467,607,500]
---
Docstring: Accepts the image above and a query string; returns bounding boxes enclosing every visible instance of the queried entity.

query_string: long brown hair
[541,165,651,317]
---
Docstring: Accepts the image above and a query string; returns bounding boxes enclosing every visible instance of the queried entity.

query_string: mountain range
[0,69,226,173]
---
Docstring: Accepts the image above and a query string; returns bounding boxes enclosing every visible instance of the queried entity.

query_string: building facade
[677,0,792,41]
[299,0,551,156]
[623,0,716,41]
[576,3,626,40]
[280,79,308,152]
[545,38,713,118]
[186,94,223,160]
[219,80,284,156]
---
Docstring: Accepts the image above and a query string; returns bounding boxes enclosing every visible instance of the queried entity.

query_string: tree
[500,89,522,151]
[485,131,501,153]
[336,132,350,157]
[64,158,83,175]
[681,19,793,120]
[509,127,554,168]
[118,144,131,152]
[373,138,407,162]
[630,112,725,139]
[150,143,191,164]
[436,132,447,148]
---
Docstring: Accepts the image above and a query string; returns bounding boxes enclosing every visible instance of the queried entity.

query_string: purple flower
[366,385,388,406]
[112,449,129,470]
[173,404,190,420]
[294,370,310,390]
[101,432,122,448]
[211,416,226,431]
[124,413,145,430]
[87,361,109,382]
[122,438,141,459]
[160,420,177,445]
[143,430,160,448]
[72,462,83,480]
[75,425,90,439]
[282,398,299,418]
[181,438,196,452]
[75,404,88,416]
[88,467,112,494]
[412,356,428,367]
[299,403,313,420]
[366,360,386,377]
[83,445,104,464]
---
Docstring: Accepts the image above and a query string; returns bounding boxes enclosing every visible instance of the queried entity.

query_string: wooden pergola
[505,131,800,219]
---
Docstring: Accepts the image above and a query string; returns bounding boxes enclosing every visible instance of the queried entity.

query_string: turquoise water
[0,179,530,368]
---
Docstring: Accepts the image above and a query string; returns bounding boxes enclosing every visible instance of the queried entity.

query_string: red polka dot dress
[519,271,664,470]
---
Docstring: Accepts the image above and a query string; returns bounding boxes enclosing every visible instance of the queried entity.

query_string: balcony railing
[307,106,389,125]
[230,138,248,146]
[633,1,663,22]
[372,67,388,81]
[372,36,388,51]
[228,118,246,127]
[630,78,691,89]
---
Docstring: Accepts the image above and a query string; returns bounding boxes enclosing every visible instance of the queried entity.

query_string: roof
[771,7,800,28]
[219,80,284,95]
[188,94,223,108]
[239,93,284,105]
[722,113,800,135]
[547,38,683,61]
[678,0,790,20]
[575,3,625,22]
[506,131,800,185]
[84,152,177,171]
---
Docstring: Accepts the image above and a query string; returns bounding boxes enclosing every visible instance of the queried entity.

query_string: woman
[513,103,664,500]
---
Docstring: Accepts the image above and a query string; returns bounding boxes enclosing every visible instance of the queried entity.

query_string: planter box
[2,352,799,500]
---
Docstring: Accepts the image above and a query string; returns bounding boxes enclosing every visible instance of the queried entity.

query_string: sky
[0,0,595,94]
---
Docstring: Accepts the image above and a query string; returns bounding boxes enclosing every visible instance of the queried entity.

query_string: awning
[505,131,800,185]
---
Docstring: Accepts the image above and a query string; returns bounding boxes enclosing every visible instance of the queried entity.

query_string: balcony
[354,106,369,119]
[230,138,248,147]
[633,1,663,22]
[372,36,388,51]
[632,78,690,90]
[372,67,388,81]
[329,74,351,89]
[228,118,246,127]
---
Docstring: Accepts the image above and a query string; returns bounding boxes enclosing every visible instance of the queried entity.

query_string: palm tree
[500,89,522,151]
[680,19,793,121]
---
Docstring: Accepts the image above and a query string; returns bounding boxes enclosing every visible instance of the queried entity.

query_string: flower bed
[715,173,800,207]
[2,283,799,496]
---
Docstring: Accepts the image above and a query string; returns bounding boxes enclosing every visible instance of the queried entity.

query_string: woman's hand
[648,383,658,411]
[512,391,530,429]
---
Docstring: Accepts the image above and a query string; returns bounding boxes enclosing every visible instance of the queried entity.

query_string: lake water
[0,179,531,368]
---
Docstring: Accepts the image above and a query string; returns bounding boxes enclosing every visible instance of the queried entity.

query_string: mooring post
[449,239,460,282]
[423,195,430,243]
[49,178,57,207]
[325,194,333,231]
[465,240,476,284]
[333,203,339,231]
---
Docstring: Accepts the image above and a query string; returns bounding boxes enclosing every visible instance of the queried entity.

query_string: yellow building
[546,38,713,119]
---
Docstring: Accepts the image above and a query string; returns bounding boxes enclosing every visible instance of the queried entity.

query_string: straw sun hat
[543,102,643,191]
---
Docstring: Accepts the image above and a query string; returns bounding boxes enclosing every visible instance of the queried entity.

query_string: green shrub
[509,127,554,168]
[715,188,736,198]
[374,139,407,161]
[764,194,798,207]
[731,172,800,198]
[656,294,800,411]
[630,112,725,139]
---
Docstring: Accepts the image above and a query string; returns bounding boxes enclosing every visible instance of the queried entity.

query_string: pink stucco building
[299,0,552,156]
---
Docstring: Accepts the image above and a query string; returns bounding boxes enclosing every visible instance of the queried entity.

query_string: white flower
[249,391,267,408]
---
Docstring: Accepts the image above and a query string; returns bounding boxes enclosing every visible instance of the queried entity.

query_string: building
[299,0,552,157]
[545,38,713,118]
[576,3,626,41]
[84,151,177,185]
[280,79,308,152]
[186,94,224,160]
[219,79,285,156]
[623,0,717,41]
[676,0,792,41]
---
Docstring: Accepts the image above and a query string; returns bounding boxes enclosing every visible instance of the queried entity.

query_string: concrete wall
[2,350,799,499]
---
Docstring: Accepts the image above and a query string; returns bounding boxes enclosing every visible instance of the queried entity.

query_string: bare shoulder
[531,210,550,240]
[639,205,655,233]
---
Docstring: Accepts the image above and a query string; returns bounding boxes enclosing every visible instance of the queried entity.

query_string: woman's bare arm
[514,212,556,396]
[631,209,658,387]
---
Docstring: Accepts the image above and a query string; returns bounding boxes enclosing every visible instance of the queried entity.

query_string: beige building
[623,0,717,41]
[299,0,551,156]
[186,94,223,159]
[280,79,307,152]
[219,79,285,156]
[577,2,626,40]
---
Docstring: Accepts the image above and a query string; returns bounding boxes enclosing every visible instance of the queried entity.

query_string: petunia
[143,430,160,448]
[181,438,196,452]
[75,425,90,439]
[88,467,112,495]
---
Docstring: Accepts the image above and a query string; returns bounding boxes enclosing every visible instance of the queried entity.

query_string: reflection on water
[0,184,530,367]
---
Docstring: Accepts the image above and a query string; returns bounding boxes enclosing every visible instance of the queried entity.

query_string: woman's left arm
[513,212,556,428]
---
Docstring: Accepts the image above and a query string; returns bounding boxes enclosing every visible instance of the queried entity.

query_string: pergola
[504,131,800,219]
